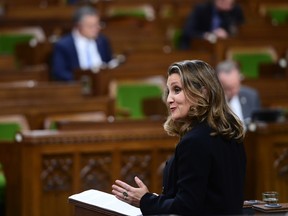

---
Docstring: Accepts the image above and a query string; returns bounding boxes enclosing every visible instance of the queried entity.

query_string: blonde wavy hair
[163,60,244,142]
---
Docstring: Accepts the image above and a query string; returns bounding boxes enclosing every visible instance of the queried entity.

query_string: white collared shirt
[229,95,244,124]
[72,29,103,70]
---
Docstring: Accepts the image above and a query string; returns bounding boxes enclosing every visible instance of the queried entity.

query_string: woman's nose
[167,93,173,103]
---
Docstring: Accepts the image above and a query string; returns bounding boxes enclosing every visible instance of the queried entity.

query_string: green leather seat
[0,123,21,141]
[267,8,288,25]
[0,115,29,141]
[0,163,6,215]
[232,53,275,78]
[0,34,34,55]
[116,83,163,119]
[109,9,146,19]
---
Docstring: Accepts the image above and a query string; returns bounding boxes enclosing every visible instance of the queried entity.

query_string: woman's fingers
[134,176,145,188]
[115,179,131,191]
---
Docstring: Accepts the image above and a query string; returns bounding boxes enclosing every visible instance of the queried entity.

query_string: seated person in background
[216,60,261,127]
[180,0,245,49]
[52,5,114,81]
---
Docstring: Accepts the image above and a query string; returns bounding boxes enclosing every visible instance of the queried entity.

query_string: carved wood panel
[80,152,113,192]
[41,154,73,191]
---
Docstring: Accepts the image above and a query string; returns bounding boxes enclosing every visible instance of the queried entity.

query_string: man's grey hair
[72,5,98,24]
[215,60,240,74]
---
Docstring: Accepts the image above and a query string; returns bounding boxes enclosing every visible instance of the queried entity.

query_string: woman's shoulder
[180,122,212,144]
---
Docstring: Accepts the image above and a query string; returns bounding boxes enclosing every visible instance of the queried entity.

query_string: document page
[69,189,142,216]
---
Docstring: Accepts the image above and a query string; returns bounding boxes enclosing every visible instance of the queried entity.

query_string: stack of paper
[69,189,142,216]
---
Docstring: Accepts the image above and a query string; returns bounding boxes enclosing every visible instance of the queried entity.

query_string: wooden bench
[0,65,49,82]
[190,37,288,64]
[0,5,76,36]
[0,96,114,129]
[0,81,83,100]
[56,118,166,131]
[75,50,213,96]
[15,40,53,67]
[242,78,288,108]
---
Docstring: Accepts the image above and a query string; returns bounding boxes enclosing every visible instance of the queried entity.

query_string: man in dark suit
[180,0,245,49]
[51,6,114,81]
[216,60,261,127]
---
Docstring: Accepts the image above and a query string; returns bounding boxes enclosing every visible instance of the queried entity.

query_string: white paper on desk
[69,189,142,216]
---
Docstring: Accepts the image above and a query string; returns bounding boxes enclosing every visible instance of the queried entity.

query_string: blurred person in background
[52,5,115,81]
[216,60,261,127]
[180,0,245,49]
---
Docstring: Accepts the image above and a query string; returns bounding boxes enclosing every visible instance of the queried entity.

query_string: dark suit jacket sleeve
[51,40,75,81]
[140,131,211,215]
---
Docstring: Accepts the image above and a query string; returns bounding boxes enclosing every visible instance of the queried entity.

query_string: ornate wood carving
[121,151,152,188]
[41,154,73,191]
[80,153,113,192]
[274,147,288,177]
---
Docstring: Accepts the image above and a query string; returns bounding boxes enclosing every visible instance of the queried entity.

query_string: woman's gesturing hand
[112,176,149,207]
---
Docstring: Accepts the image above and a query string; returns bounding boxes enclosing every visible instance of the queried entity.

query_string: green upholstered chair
[114,82,163,119]
[267,8,288,25]
[259,4,288,25]
[227,47,277,79]
[0,33,34,55]
[0,123,22,141]
[0,163,6,216]
[106,4,155,21]
[0,114,30,141]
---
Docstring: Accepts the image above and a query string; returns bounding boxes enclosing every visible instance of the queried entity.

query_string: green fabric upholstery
[49,122,58,130]
[172,28,183,49]
[267,8,288,24]
[0,34,33,55]
[0,123,21,141]
[109,9,146,19]
[116,83,163,119]
[0,163,6,204]
[232,53,275,78]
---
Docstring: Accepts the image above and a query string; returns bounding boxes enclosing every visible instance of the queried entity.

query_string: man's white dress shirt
[72,30,103,70]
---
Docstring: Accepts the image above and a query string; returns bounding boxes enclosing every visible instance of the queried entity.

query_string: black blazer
[140,121,246,215]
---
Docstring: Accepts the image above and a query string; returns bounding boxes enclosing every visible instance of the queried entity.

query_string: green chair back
[0,34,34,55]
[172,28,183,50]
[0,163,6,204]
[109,9,147,19]
[232,53,275,78]
[267,8,288,25]
[0,122,21,141]
[116,83,163,119]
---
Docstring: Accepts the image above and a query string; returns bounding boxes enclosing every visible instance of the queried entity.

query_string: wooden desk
[0,120,177,216]
[69,198,123,216]
[244,122,288,202]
